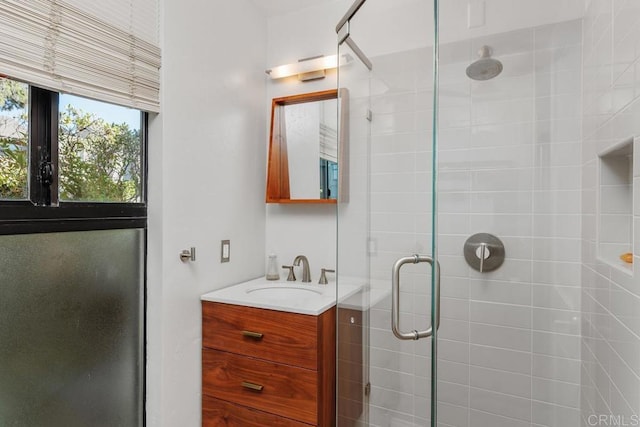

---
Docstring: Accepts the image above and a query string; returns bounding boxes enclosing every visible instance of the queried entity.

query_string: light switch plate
[221,240,230,263]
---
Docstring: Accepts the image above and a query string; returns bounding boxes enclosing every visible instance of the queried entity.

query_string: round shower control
[464,233,505,272]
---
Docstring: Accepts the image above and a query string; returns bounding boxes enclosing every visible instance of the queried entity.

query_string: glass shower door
[336,2,439,426]
[338,0,589,426]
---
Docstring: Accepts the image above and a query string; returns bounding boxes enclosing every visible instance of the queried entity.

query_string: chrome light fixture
[266,54,352,81]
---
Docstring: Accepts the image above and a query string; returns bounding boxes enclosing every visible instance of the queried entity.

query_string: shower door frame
[336,0,441,425]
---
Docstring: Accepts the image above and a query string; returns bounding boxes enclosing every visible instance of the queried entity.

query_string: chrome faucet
[293,255,311,283]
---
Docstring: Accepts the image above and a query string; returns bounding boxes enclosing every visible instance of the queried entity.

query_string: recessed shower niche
[598,138,634,272]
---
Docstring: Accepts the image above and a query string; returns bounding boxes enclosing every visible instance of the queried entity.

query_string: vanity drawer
[202,302,318,370]
[202,349,318,424]
[202,396,312,427]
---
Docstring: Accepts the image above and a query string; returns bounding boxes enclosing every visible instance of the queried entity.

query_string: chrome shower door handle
[391,254,441,341]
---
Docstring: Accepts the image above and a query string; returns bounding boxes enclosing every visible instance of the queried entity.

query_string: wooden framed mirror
[266,89,348,204]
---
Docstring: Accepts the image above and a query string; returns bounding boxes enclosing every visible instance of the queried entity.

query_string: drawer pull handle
[242,330,263,339]
[241,381,264,392]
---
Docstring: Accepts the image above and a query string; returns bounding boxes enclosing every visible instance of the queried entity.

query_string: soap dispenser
[266,253,280,280]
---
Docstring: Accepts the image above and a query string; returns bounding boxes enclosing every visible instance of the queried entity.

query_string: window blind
[0,0,160,112]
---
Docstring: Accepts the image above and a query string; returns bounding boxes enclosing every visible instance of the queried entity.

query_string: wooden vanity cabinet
[202,302,336,426]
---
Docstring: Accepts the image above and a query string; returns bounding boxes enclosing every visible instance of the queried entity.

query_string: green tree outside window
[0,78,142,202]
[0,79,28,199]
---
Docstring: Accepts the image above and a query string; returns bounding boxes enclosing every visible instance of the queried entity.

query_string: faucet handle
[318,268,335,285]
[282,265,296,281]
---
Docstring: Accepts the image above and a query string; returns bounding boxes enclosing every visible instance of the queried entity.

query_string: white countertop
[200,276,361,315]
[201,276,392,316]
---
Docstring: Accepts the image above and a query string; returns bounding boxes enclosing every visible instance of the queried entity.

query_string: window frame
[0,83,148,235]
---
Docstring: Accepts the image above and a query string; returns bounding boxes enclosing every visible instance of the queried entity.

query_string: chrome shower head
[466,45,503,81]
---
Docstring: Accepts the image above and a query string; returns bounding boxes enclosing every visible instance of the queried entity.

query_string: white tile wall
[582,1,640,426]
[358,19,584,427]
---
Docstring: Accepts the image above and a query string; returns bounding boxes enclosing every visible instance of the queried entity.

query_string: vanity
[200,279,359,426]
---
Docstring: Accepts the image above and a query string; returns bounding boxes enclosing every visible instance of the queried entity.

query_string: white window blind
[0,0,161,112]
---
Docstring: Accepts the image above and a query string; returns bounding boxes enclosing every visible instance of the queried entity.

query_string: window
[0,77,29,200]
[0,76,147,234]
[59,94,143,203]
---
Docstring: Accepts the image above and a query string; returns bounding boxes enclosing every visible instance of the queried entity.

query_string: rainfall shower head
[466,45,503,81]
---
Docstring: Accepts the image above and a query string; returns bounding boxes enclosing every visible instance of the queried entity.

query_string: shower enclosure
[336,0,638,426]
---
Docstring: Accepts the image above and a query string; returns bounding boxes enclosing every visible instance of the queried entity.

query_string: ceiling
[250,0,338,17]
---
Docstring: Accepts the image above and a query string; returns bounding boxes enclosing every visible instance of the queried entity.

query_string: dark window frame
[0,84,148,235]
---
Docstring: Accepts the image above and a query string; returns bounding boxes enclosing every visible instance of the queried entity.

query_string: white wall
[581,0,640,424]
[264,0,351,281]
[335,0,584,60]
[146,0,267,425]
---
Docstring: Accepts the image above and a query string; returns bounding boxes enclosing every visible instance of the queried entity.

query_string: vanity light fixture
[265,54,352,81]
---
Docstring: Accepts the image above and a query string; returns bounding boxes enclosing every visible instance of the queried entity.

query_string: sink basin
[246,285,323,300]
[201,277,364,315]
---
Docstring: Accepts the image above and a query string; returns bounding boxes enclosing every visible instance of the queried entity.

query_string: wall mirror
[266,89,348,204]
